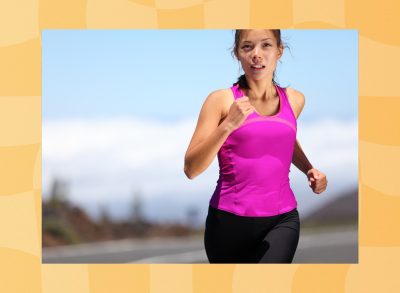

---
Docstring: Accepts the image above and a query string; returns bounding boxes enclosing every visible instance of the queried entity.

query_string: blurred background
[42,29,358,263]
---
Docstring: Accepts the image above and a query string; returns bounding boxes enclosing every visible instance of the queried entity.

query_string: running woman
[184,29,327,263]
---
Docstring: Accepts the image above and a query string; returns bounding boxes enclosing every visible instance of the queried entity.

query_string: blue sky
[43,29,358,122]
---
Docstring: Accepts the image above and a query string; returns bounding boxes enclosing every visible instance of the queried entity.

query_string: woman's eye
[263,43,271,47]
[242,45,251,49]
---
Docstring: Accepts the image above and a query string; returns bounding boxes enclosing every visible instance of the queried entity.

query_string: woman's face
[236,30,283,81]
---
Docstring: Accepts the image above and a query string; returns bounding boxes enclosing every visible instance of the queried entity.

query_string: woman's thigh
[204,206,256,263]
[255,209,300,263]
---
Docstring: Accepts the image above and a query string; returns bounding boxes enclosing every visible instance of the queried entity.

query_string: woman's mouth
[250,64,265,71]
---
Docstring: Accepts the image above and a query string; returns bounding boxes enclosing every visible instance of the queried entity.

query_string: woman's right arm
[184,90,254,179]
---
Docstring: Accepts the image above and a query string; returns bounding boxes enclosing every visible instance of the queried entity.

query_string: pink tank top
[209,83,298,217]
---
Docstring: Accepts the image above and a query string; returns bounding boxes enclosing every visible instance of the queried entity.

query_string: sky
[42,29,358,225]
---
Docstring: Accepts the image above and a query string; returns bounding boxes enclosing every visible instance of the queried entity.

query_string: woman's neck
[245,77,276,101]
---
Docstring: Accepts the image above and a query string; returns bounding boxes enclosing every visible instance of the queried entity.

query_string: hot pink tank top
[209,83,298,217]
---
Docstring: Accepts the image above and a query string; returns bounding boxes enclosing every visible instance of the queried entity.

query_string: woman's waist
[210,183,297,217]
[216,174,290,192]
[218,162,291,183]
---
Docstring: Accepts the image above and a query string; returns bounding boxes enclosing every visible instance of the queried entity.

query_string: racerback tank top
[209,83,298,217]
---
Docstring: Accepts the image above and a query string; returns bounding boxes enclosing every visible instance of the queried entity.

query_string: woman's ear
[277,45,284,59]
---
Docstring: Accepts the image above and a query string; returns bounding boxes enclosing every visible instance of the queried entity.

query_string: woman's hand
[306,168,327,194]
[223,96,255,131]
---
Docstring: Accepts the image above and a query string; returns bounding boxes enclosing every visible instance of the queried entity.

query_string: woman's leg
[204,206,255,263]
[255,209,300,263]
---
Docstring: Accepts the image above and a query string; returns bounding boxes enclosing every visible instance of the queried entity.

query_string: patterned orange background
[1,0,399,292]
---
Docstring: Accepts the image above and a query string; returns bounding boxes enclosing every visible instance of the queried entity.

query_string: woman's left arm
[292,139,327,194]
[286,88,328,194]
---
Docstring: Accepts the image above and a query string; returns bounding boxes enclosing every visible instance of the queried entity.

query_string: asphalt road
[43,225,358,264]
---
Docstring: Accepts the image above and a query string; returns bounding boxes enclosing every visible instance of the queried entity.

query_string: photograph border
[0,1,398,292]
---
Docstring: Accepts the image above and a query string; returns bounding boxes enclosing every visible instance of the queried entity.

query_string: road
[43,225,357,264]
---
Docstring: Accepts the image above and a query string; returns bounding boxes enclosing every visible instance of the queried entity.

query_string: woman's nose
[252,46,261,60]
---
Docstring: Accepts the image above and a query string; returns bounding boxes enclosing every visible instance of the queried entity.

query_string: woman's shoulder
[284,87,305,119]
[285,87,305,101]
[206,87,235,106]
[205,87,235,120]
[208,87,234,99]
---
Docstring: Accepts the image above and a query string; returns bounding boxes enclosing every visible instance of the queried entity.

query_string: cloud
[43,116,358,221]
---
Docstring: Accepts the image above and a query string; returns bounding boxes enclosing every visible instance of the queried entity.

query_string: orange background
[1,0,399,292]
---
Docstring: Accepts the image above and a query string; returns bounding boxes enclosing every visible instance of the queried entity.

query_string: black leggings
[204,206,300,263]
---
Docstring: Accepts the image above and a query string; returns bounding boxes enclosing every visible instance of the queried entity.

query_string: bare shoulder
[207,88,234,103]
[206,88,234,120]
[285,87,305,119]
[286,87,305,107]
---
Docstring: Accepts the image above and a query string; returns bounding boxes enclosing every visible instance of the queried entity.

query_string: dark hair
[231,29,285,89]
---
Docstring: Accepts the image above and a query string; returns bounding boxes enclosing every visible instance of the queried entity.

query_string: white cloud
[43,116,358,221]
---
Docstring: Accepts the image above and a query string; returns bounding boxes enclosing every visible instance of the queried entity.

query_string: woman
[184,29,327,263]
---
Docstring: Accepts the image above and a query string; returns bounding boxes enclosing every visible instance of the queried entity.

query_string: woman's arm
[184,90,254,179]
[292,140,327,194]
[286,87,309,173]
[184,91,231,179]
[286,87,328,194]
[292,139,313,175]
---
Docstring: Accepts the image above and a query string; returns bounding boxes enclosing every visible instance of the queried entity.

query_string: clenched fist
[224,96,255,131]
[307,168,327,194]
